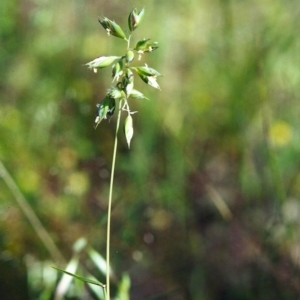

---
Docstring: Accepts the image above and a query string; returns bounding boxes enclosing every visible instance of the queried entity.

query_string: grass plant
[54,8,161,299]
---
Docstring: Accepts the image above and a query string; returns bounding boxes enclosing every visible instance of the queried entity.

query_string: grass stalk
[0,160,65,264]
[106,99,123,299]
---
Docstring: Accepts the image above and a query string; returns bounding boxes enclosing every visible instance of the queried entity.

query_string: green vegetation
[1,0,300,299]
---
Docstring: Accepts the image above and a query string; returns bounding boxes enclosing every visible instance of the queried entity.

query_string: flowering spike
[132,65,162,77]
[126,50,135,63]
[130,89,149,100]
[98,17,127,40]
[94,96,116,129]
[134,39,158,53]
[128,7,145,32]
[112,59,124,81]
[122,69,134,96]
[86,56,121,71]
[124,115,134,148]
[136,73,161,90]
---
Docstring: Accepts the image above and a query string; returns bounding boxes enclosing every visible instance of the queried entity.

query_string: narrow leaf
[54,257,79,299]
[52,266,105,288]
[88,247,111,277]
[117,273,131,300]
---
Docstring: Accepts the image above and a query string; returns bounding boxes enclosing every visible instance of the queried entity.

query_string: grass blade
[52,266,105,288]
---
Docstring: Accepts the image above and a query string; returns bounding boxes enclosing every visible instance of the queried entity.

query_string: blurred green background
[1,0,300,299]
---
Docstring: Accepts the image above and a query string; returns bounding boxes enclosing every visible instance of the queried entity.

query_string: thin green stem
[106,99,123,300]
[0,160,65,264]
[127,34,131,50]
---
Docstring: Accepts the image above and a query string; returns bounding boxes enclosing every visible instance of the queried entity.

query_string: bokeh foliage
[1,0,300,299]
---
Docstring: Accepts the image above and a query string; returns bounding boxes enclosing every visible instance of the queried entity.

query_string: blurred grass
[1,0,300,299]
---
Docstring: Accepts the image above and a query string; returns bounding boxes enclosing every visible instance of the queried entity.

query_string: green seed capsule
[126,50,135,63]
